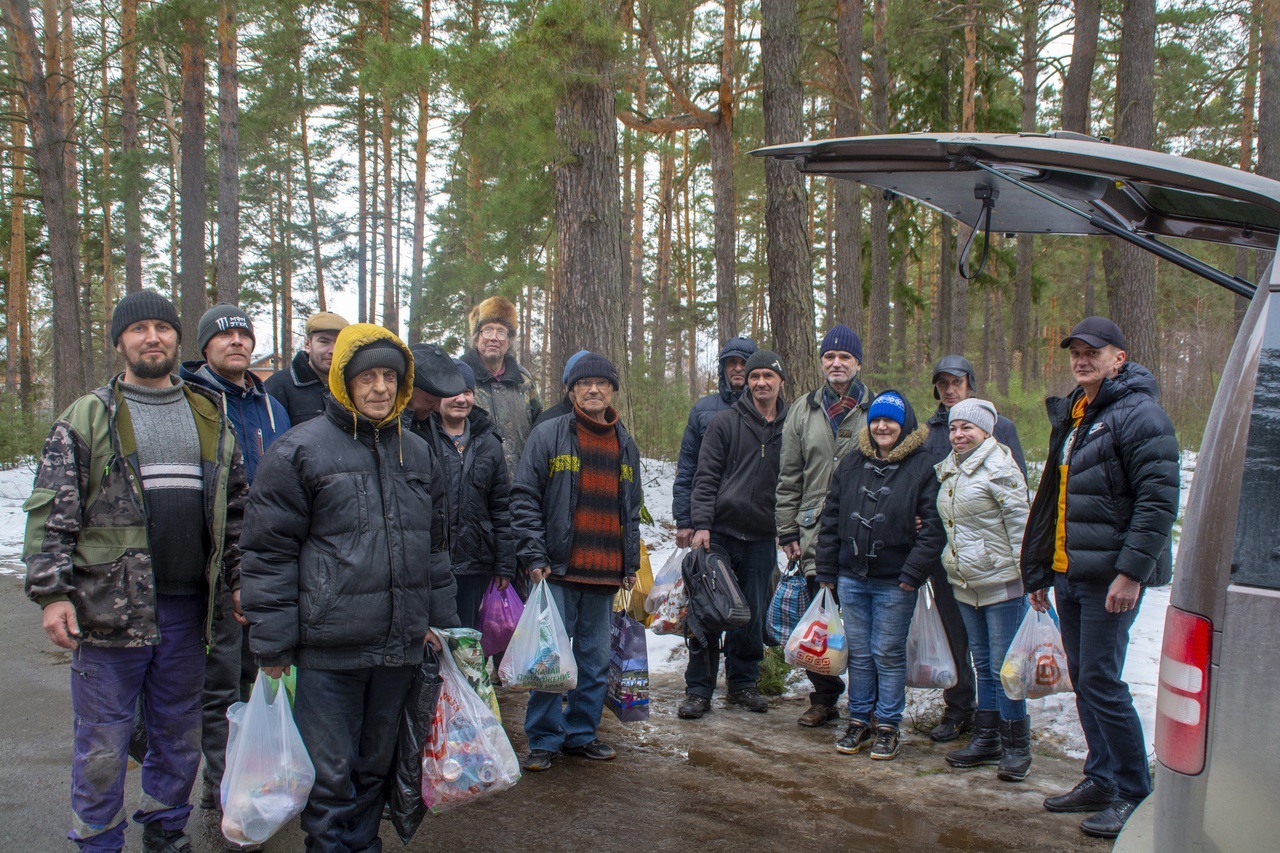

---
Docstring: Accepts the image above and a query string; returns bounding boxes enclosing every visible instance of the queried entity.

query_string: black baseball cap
[1060,316,1128,351]
[409,343,466,398]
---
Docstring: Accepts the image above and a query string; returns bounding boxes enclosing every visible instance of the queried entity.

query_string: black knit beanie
[565,352,620,390]
[197,304,255,356]
[110,290,182,345]
[744,349,787,381]
[344,339,407,385]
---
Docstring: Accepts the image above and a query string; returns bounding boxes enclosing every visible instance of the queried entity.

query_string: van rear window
[1231,346,1280,591]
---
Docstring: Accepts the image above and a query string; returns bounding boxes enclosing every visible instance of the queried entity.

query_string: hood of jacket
[1092,361,1160,409]
[936,434,1004,479]
[858,422,930,463]
[180,359,270,400]
[717,336,758,402]
[328,323,414,428]
[288,348,321,387]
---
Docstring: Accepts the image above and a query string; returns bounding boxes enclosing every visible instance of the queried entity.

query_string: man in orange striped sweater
[510,352,644,773]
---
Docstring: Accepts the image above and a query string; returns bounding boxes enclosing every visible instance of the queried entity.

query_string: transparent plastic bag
[440,627,501,721]
[648,575,689,636]
[221,672,316,848]
[497,580,577,692]
[1001,605,1073,700]
[645,547,689,614]
[784,586,847,675]
[906,583,957,689]
[422,632,522,813]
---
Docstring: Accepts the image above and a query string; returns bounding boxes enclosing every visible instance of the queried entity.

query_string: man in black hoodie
[1021,317,1178,840]
[679,350,788,719]
[672,336,758,548]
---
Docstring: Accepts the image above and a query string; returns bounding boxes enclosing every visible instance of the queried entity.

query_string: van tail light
[1156,606,1212,775]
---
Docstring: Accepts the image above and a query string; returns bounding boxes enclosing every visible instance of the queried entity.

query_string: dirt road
[0,574,1108,852]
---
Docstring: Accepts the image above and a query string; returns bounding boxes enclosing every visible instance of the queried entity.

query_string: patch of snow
[0,464,35,578]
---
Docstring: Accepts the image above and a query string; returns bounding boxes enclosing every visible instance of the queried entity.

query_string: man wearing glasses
[461,296,542,475]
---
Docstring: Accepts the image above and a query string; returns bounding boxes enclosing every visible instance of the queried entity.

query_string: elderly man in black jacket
[679,350,788,720]
[239,324,458,853]
[1021,317,1179,841]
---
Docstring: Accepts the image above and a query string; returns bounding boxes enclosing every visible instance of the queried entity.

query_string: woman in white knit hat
[934,398,1033,782]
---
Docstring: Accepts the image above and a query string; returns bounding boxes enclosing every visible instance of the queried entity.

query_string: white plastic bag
[422,631,522,812]
[784,587,847,675]
[645,547,689,614]
[906,583,957,689]
[1001,605,1073,700]
[497,580,578,692]
[221,672,316,848]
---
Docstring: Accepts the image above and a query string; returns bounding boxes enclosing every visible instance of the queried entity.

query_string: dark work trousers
[929,562,977,719]
[684,534,775,698]
[293,666,416,853]
[1054,573,1152,804]
[805,574,846,706]
[454,574,490,631]
[201,588,256,802]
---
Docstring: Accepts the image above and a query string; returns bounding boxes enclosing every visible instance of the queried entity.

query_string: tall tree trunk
[1259,0,1280,180]
[7,93,27,399]
[993,283,1009,395]
[2,0,84,408]
[1014,0,1038,386]
[215,0,239,305]
[121,0,141,294]
[282,143,294,364]
[711,0,738,342]
[380,0,397,332]
[56,0,91,386]
[179,16,208,360]
[762,0,818,394]
[1060,0,1100,134]
[650,141,674,373]
[298,65,326,313]
[629,73,645,364]
[551,0,625,377]
[358,88,368,323]
[408,0,431,343]
[866,0,891,376]
[1102,0,1158,368]
[155,47,181,298]
[98,6,114,373]
[892,254,908,370]
[833,0,863,334]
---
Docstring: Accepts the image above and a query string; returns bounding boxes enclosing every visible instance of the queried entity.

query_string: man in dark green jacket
[24,290,247,853]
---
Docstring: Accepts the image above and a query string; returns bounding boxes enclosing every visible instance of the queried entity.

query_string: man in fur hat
[461,296,542,474]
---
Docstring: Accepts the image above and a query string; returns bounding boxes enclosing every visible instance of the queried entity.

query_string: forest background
[0,0,1268,464]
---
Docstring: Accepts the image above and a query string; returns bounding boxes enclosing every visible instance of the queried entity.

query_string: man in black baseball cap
[1060,316,1128,352]
[407,343,467,433]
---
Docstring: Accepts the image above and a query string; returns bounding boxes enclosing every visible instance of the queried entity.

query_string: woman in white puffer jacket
[935,398,1033,782]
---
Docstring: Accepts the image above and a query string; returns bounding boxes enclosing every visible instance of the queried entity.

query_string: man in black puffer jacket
[1021,317,1179,841]
[239,324,459,852]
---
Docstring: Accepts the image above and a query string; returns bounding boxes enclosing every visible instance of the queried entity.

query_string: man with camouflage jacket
[23,290,248,853]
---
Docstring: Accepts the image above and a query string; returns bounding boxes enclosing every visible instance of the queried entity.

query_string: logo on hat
[216,316,251,332]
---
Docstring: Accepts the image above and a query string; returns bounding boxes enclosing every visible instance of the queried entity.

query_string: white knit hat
[949,398,997,436]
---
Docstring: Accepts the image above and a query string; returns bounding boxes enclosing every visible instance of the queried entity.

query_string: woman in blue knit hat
[814,390,947,760]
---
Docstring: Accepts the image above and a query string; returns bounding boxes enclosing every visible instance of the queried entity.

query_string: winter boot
[945,710,1003,768]
[142,823,193,853]
[998,716,1033,782]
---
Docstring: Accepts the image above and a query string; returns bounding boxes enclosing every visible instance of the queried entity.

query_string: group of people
[668,317,1177,840]
[22,283,1176,850]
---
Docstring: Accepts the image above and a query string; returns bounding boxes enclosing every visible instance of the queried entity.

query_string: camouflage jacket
[461,349,541,475]
[23,376,248,647]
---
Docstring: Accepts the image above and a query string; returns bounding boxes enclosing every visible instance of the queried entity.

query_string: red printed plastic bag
[784,587,847,675]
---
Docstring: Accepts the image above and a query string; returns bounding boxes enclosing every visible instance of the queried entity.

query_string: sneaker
[521,749,554,772]
[142,824,193,853]
[869,724,901,761]
[798,703,839,727]
[1043,778,1116,813]
[835,719,874,754]
[726,687,769,713]
[1080,800,1139,839]
[677,693,712,719]
[562,739,617,761]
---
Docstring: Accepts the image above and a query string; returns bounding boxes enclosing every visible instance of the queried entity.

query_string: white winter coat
[935,436,1030,607]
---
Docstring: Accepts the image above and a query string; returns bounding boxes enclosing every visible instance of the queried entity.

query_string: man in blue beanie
[775,323,873,727]
[673,336,758,548]
[534,349,591,427]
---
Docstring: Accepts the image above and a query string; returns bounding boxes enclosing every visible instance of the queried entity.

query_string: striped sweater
[561,406,624,588]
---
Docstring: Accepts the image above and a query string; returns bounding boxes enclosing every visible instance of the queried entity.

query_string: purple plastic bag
[478,579,524,658]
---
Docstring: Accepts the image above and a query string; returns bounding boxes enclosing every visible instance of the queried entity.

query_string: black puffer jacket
[690,394,788,540]
[240,327,459,670]
[421,409,516,579]
[1022,362,1179,590]
[510,410,643,578]
[672,336,757,528]
[815,398,946,589]
[264,350,328,426]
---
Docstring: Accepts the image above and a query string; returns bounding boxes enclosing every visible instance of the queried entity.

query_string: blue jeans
[69,594,205,852]
[524,581,614,752]
[683,535,775,697]
[957,596,1028,721]
[293,665,416,853]
[838,575,917,727]
[1055,573,1150,803]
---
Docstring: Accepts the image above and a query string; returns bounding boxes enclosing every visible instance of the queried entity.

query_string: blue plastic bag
[766,560,809,645]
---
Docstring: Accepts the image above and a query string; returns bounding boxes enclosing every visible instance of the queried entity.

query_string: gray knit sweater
[120,377,209,595]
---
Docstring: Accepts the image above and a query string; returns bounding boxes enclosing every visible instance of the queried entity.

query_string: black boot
[945,710,1002,768]
[998,716,1032,782]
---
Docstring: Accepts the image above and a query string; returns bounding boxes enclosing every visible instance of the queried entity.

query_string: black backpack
[683,546,752,653]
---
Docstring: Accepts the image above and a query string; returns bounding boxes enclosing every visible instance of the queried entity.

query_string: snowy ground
[0,452,1192,759]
